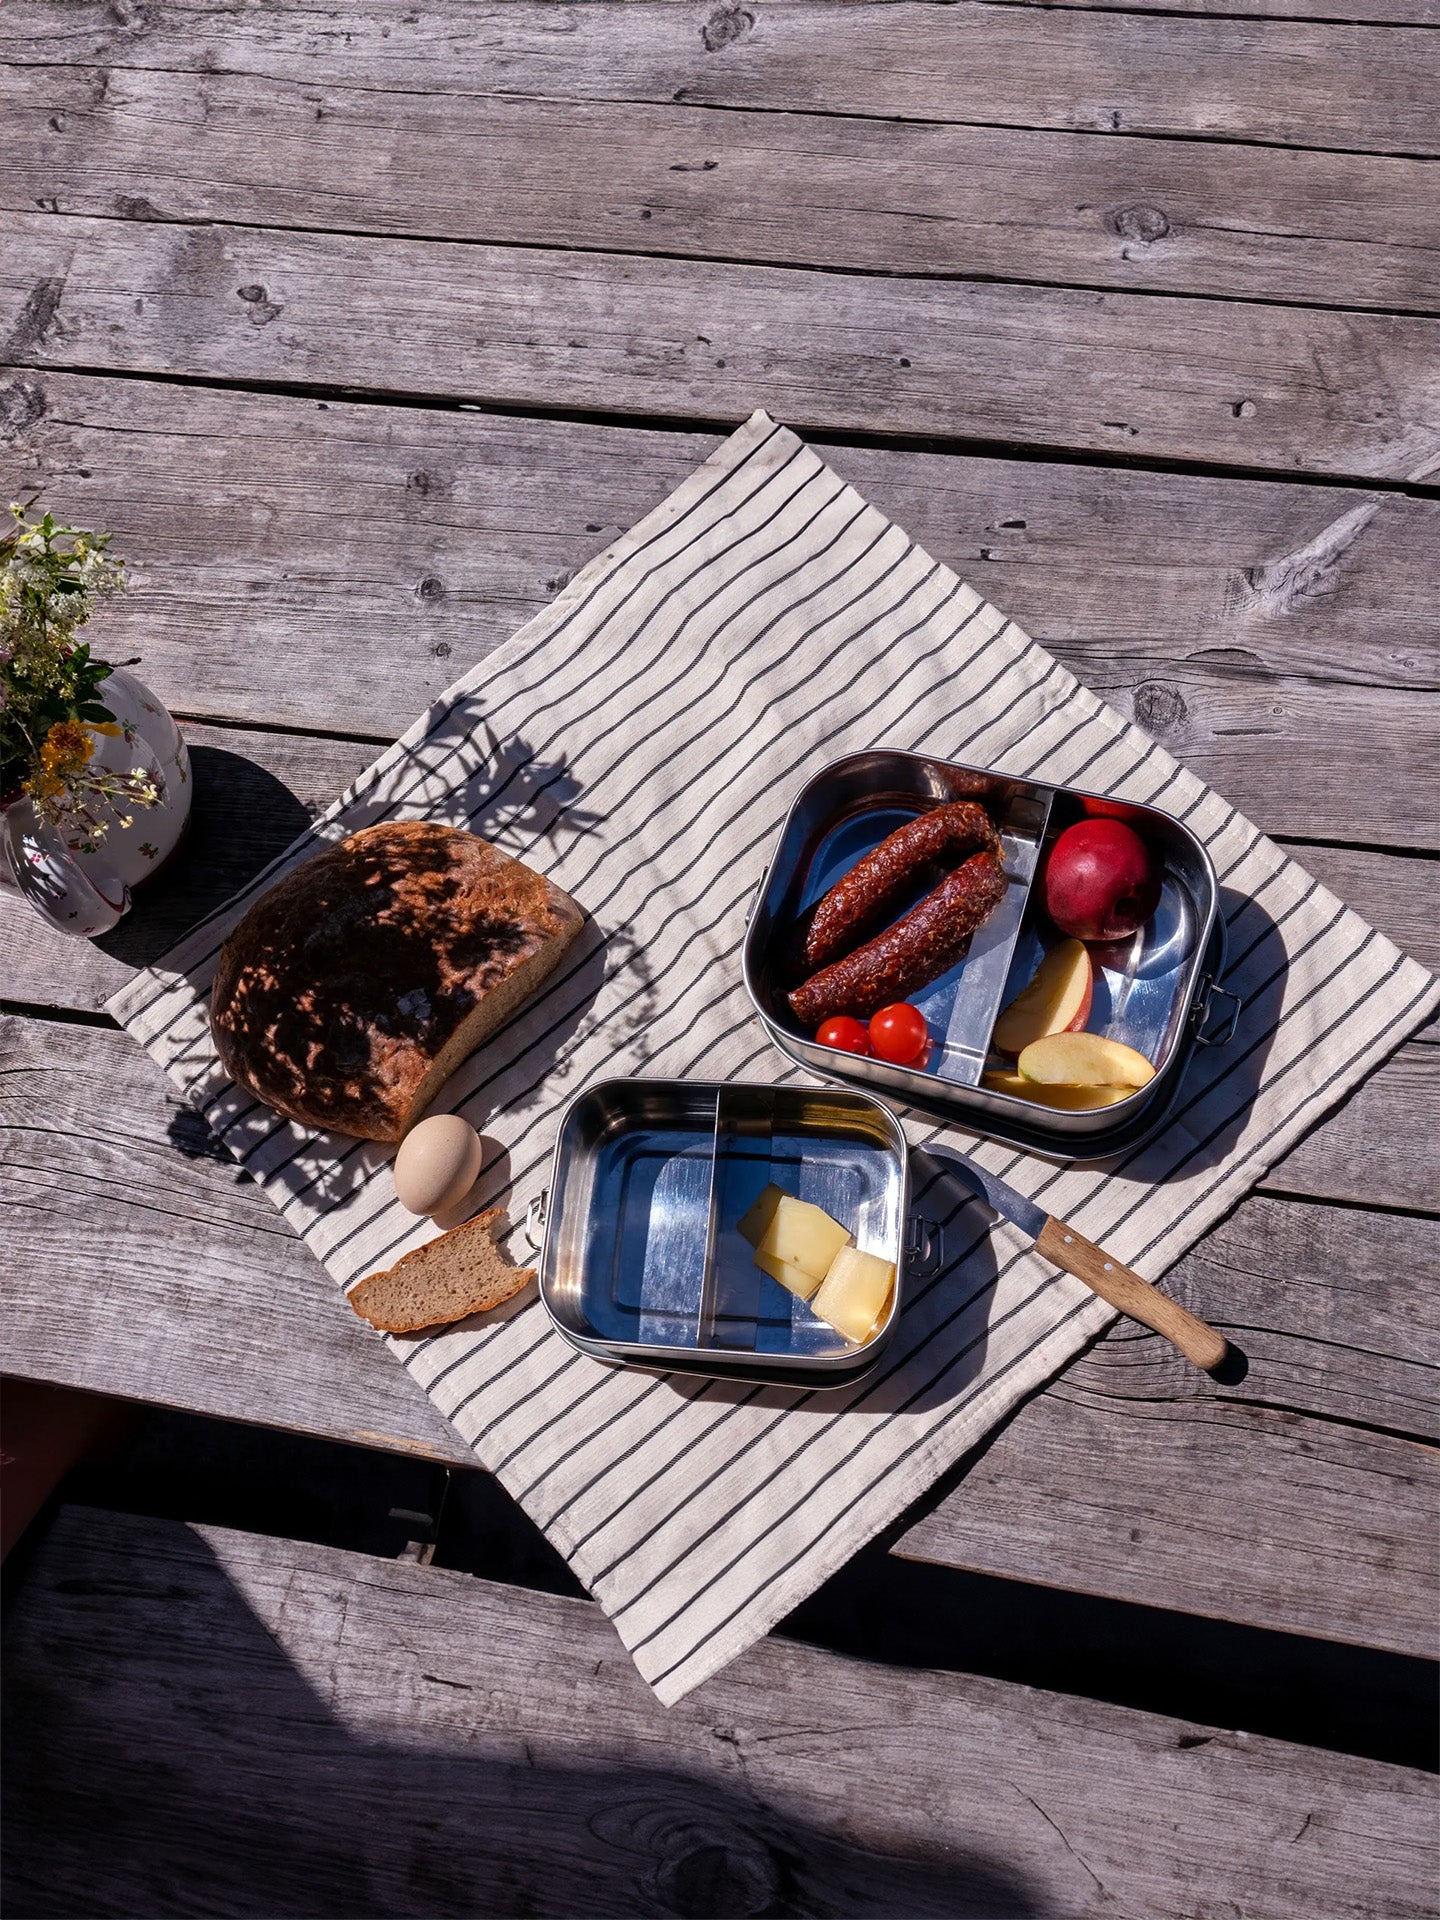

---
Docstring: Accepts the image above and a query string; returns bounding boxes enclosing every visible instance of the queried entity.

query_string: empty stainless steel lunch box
[743,750,1240,1159]
[534,1078,913,1387]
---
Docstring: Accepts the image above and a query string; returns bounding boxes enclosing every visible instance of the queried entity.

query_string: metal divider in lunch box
[741,749,1234,1160]
[535,1078,914,1386]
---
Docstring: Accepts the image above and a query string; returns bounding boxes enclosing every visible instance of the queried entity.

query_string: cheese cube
[811,1247,896,1345]
[750,1191,851,1283]
[754,1247,825,1302]
[737,1183,785,1248]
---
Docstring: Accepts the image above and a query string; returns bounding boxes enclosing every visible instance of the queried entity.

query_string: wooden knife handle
[1036,1215,1228,1372]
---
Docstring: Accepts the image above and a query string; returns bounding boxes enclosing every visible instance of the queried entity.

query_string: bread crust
[210,822,582,1140]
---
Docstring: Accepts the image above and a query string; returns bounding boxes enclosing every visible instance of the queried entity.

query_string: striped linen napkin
[109,412,1438,1704]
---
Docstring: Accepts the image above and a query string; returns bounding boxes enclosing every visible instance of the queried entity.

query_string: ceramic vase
[1,666,192,937]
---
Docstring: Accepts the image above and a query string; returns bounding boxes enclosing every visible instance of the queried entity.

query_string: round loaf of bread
[210,821,583,1141]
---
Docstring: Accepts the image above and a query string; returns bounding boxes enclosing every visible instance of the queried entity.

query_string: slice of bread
[349,1208,534,1334]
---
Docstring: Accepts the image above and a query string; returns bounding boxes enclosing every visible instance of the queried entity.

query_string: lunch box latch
[1193,979,1243,1049]
[523,1190,548,1251]
[906,1214,945,1279]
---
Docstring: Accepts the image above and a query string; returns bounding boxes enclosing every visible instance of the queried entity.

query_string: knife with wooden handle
[928,1147,1228,1373]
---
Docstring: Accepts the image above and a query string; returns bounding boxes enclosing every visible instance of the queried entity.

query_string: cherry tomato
[816,1016,871,1056]
[868,1002,930,1066]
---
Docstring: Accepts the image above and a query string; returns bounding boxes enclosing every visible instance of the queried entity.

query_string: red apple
[1043,819,1161,942]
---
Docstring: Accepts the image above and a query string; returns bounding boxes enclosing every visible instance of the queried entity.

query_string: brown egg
[393,1113,484,1217]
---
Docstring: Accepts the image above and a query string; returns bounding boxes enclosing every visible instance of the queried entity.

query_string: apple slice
[1017,1032,1156,1088]
[992,938,1093,1057]
[982,1070,1135,1111]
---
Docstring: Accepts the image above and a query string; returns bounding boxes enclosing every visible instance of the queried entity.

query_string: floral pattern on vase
[1,667,192,936]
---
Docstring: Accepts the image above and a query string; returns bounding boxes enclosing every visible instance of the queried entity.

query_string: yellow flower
[92,721,122,737]
[40,719,95,773]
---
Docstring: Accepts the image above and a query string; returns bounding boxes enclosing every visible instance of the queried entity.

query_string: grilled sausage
[789,850,1008,1026]
[804,800,998,972]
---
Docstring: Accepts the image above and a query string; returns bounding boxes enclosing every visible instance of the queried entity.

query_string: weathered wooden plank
[1276,845,1440,978]
[7,372,1435,709]
[4,1509,1433,1920]
[6,216,1440,485]
[2,1016,1434,1656]
[0,1016,468,1467]
[8,64,1439,314]
[895,1375,1438,1660]
[1265,1032,1439,1210]
[7,1,1439,158]
[4,377,1438,851]
[3,723,1435,1018]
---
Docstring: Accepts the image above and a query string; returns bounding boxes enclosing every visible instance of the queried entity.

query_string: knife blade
[925,1145,1227,1373]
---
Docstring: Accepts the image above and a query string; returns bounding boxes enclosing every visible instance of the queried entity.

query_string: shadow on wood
[1,1514,1042,1920]
[94,742,314,971]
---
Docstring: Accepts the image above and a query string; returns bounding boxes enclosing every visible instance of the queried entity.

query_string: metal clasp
[523,1190,548,1252]
[1194,981,1243,1048]
[906,1214,945,1278]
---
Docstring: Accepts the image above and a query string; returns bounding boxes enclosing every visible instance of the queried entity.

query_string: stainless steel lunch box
[534,1078,918,1387]
[742,750,1241,1159]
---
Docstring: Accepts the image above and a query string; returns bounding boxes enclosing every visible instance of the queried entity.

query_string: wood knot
[1133,681,1188,735]
[416,575,446,603]
[1111,205,1169,244]
[1231,399,1257,419]
[654,1838,781,1918]
[236,284,282,326]
[700,4,754,51]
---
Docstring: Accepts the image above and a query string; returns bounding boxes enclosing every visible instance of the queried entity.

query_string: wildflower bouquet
[0,502,163,850]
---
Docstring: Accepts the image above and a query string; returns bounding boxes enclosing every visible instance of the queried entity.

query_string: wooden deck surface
[5,1506,1437,1920]
[2,3,1437,1913]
